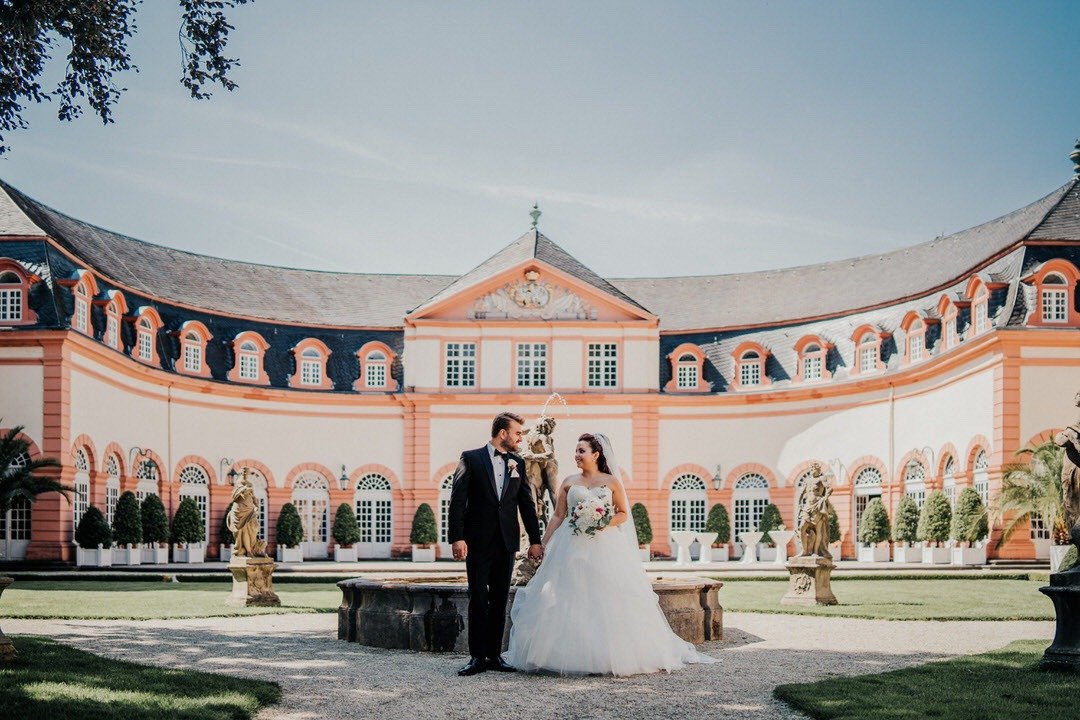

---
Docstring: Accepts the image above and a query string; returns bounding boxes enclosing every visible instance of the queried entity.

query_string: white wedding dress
[506,484,718,675]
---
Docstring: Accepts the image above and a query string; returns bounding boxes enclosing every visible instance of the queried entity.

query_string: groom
[448,411,544,676]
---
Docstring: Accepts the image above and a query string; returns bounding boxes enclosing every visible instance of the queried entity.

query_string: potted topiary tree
[705,503,731,562]
[857,497,891,562]
[140,493,170,564]
[828,506,842,557]
[332,502,361,561]
[171,497,206,563]
[276,502,304,562]
[892,495,921,563]
[219,501,235,562]
[757,503,785,561]
[631,503,653,561]
[410,503,438,562]
[918,490,951,564]
[75,505,113,566]
[111,491,142,565]
[951,487,989,565]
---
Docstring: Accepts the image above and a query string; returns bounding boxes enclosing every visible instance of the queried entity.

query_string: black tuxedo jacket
[447,446,542,552]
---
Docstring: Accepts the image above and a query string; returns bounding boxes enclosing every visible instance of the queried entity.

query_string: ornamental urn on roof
[1072,139,1080,175]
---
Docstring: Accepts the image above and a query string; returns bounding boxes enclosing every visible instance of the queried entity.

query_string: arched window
[1040,273,1069,323]
[732,342,770,390]
[175,321,212,378]
[73,278,92,335]
[853,327,884,375]
[356,341,398,391]
[733,473,770,548]
[73,448,90,541]
[0,259,38,326]
[973,450,989,506]
[1,451,33,559]
[676,353,698,388]
[105,454,121,527]
[354,473,393,558]
[228,331,270,384]
[669,474,707,534]
[135,458,159,502]
[130,307,163,366]
[853,466,883,535]
[795,336,832,383]
[100,290,128,352]
[965,277,995,336]
[900,312,934,365]
[178,464,211,542]
[290,339,333,390]
[664,343,708,392]
[903,461,926,508]
[292,472,330,559]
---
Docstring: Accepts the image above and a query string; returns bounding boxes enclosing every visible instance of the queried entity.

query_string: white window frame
[1042,287,1068,323]
[0,278,22,322]
[733,473,770,548]
[355,473,394,558]
[515,342,548,389]
[444,342,477,388]
[669,474,707,533]
[586,343,618,389]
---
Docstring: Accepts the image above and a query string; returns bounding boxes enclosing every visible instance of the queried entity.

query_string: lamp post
[219,457,235,485]
[711,464,722,491]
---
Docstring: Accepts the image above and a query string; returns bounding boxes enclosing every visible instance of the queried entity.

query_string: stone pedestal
[782,555,838,606]
[1040,567,1080,671]
[0,576,16,662]
[226,556,281,607]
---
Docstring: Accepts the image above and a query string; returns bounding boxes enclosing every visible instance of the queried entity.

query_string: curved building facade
[1,172,1078,562]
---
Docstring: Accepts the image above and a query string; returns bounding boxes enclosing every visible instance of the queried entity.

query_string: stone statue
[519,415,560,520]
[796,463,834,559]
[227,467,266,558]
[1055,389,1080,546]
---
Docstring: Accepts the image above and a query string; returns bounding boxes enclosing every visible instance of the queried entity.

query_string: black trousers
[465,542,515,659]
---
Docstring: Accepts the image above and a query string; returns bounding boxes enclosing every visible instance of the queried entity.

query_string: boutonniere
[509,463,521,479]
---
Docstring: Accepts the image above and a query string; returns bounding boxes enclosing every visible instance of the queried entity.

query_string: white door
[1,499,31,560]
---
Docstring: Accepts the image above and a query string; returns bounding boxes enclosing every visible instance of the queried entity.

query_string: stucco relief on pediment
[468,271,598,320]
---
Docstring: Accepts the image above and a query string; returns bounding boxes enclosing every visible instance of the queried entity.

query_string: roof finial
[1072,139,1080,176]
[530,203,541,230]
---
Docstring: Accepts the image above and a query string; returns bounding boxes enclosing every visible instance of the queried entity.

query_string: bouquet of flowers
[569,495,614,537]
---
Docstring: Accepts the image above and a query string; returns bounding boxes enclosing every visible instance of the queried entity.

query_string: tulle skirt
[506,521,718,676]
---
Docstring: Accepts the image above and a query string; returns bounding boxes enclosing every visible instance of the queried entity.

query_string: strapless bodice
[567,484,612,506]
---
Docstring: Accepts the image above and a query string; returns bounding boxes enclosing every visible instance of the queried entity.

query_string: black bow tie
[494,450,510,462]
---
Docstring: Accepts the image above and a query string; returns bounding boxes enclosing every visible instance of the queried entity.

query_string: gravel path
[6,613,1053,720]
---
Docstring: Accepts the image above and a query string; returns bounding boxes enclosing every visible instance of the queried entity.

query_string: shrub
[828,507,841,544]
[951,487,989,544]
[140,494,170,545]
[858,497,891,545]
[332,503,361,546]
[219,501,235,546]
[112,491,142,546]
[631,503,653,545]
[409,503,439,546]
[757,503,784,545]
[171,497,205,545]
[705,503,731,545]
[276,502,303,547]
[893,495,920,545]
[917,491,952,546]
[74,505,112,549]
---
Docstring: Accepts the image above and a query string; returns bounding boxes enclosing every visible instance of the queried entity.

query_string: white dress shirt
[487,442,506,498]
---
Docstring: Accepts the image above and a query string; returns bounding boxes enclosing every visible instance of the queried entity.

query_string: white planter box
[892,544,921,563]
[334,545,358,562]
[921,546,950,564]
[1050,544,1074,573]
[412,545,436,562]
[276,545,303,563]
[76,544,113,567]
[638,546,651,562]
[220,544,233,563]
[141,544,169,564]
[857,544,890,562]
[951,544,987,566]
[710,545,730,562]
[112,545,142,565]
[174,542,206,564]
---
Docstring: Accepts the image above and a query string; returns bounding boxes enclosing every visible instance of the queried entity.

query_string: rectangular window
[587,343,617,388]
[7,499,31,540]
[183,344,201,372]
[739,361,760,387]
[859,346,877,373]
[239,354,258,380]
[444,342,477,388]
[139,331,153,361]
[0,288,22,321]
[803,355,822,381]
[366,363,386,388]
[905,488,926,509]
[75,299,87,332]
[676,364,697,388]
[301,359,321,385]
[975,302,988,333]
[106,485,119,527]
[909,334,923,362]
[516,343,548,388]
[947,319,957,347]
[1042,289,1068,323]
[1031,513,1051,541]
[105,316,118,348]
[734,497,769,542]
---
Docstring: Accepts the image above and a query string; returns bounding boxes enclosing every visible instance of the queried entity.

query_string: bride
[506,432,717,675]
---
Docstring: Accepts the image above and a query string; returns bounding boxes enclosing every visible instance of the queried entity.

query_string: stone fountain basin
[337,575,722,653]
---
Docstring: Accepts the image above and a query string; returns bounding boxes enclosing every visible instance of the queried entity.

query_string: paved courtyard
[7,612,1053,720]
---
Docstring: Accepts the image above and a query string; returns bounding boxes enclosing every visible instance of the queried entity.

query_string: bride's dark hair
[578,433,612,475]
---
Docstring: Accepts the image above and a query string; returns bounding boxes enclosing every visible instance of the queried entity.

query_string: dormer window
[1022,260,1079,327]
[0,259,38,326]
[129,307,163,366]
[852,326,885,376]
[290,339,333,390]
[676,353,698,388]
[973,286,989,334]
[732,342,771,390]
[794,336,832,383]
[664,343,709,392]
[175,321,213,378]
[99,291,128,352]
[900,312,935,366]
[228,331,270,385]
[138,320,153,359]
[355,341,398,391]
[1041,273,1069,323]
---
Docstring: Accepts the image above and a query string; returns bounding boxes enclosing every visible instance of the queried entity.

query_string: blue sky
[2,2,1078,278]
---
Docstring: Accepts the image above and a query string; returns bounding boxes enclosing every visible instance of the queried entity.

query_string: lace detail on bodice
[567,484,612,507]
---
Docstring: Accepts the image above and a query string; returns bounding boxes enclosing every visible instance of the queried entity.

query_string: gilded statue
[227,467,266,558]
[1055,389,1080,545]
[796,462,834,559]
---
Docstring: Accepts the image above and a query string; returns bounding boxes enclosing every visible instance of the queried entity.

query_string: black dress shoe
[458,657,487,676]
[487,656,517,672]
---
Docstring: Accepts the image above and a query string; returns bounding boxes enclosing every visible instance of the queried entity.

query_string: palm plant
[0,423,67,520]
[989,440,1064,547]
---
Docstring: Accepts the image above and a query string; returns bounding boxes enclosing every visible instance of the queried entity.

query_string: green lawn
[2,636,280,720]
[775,640,1074,720]
[2,581,340,619]
[718,578,1053,620]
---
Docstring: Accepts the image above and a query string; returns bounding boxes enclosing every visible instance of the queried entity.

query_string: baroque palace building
[1,164,1079,563]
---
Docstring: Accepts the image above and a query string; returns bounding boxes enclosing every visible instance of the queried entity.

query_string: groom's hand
[527,543,543,562]
[452,540,467,561]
